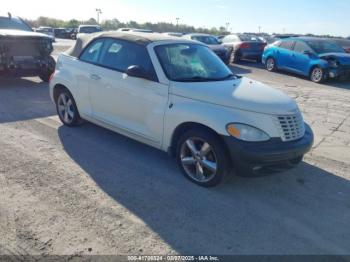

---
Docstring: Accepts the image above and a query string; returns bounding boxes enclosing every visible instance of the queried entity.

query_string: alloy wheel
[180,137,217,183]
[266,58,275,71]
[311,68,323,82]
[57,93,75,124]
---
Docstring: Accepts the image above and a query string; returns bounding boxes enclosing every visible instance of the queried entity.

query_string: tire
[265,57,277,72]
[55,88,82,127]
[39,56,56,82]
[176,128,230,187]
[310,66,325,83]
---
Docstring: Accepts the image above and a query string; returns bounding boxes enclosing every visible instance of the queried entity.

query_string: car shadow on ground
[0,77,56,123]
[58,122,350,254]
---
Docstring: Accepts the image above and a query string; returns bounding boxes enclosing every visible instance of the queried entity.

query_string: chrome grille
[275,112,305,142]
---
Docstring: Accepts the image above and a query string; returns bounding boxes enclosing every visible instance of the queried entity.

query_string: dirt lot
[0,44,350,257]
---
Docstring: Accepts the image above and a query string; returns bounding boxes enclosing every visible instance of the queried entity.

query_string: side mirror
[125,65,148,80]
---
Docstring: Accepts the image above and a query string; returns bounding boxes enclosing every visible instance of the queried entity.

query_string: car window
[191,35,220,45]
[0,17,32,31]
[279,40,295,50]
[294,41,313,53]
[238,35,262,42]
[98,39,157,81]
[80,39,104,64]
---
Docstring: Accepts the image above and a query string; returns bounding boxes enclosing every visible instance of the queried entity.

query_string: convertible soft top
[65,31,181,58]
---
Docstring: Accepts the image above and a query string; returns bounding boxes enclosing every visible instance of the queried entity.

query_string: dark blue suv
[262,37,350,83]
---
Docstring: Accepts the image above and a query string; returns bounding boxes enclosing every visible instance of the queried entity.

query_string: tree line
[24,16,228,35]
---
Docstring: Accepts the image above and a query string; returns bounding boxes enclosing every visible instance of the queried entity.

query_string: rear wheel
[310,66,325,83]
[55,88,81,126]
[176,129,230,187]
[266,57,277,71]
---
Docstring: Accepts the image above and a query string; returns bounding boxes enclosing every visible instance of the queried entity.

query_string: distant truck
[0,13,55,82]
[74,25,102,39]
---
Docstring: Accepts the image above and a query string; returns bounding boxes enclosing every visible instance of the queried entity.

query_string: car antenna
[8,12,12,19]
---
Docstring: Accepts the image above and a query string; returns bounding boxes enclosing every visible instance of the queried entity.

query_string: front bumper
[222,123,314,175]
[0,57,53,77]
[328,65,350,79]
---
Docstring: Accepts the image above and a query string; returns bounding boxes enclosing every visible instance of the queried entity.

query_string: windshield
[191,35,220,45]
[239,34,262,42]
[0,17,32,31]
[79,26,101,34]
[155,43,235,82]
[306,40,345,54]
[333,39,350,47]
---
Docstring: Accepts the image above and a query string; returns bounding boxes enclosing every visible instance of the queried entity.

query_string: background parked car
[70,28,78,39]
[35,26,55,41]
[332,38,350,53]
[0,14,55,82]
[221,34,266,63]
[117,28,153,33]
[54,28,73,39]
[262,37,350,83]
[182,33,229,63]
[75,25,102,39]
[162,32,183,37]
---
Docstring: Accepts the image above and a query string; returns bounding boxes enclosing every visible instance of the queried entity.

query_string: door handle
[90,74,101,81]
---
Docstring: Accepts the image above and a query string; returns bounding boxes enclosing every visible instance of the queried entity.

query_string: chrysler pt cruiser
[50,32,314,187]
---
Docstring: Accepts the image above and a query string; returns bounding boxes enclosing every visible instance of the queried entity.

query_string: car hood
[170,77,298,115]
[208,44,227,52]
[319,52,350,65]
[0,29,51,39]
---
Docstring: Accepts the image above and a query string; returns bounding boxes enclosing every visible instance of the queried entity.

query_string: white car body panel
[50,39,302,152]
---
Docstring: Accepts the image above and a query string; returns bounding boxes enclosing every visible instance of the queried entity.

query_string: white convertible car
[50,32,313,187]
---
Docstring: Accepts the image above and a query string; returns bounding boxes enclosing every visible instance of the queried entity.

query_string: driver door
[89,39,169,146]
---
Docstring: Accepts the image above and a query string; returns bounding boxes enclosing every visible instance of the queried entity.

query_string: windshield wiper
[216,73,237,80]
[174,76,220,82]
[174,74,238,82]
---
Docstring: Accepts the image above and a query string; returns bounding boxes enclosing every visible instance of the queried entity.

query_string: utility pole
[96,8,102,24]
[225,22,230,32]
[258,26,261,34]
[176,17,180,31]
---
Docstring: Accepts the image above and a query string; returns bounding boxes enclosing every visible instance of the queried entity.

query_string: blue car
[262,37,350,83]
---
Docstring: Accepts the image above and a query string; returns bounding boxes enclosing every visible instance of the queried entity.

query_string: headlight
[328,60,339,69]
[226,123,270,142]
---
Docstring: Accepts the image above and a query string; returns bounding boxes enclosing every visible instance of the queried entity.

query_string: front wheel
[310,67,325,83]
[265,57,277,71]
[176,129,230,187]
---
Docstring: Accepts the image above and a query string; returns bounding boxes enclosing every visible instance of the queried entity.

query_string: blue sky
[3,0,350,36]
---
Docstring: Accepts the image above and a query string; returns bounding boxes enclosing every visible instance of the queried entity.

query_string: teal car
[262,37,350,83]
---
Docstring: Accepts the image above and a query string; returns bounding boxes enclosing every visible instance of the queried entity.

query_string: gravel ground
[0,47,350,257]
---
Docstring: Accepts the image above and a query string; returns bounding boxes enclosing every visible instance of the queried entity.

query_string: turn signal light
[226,125,241,137]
